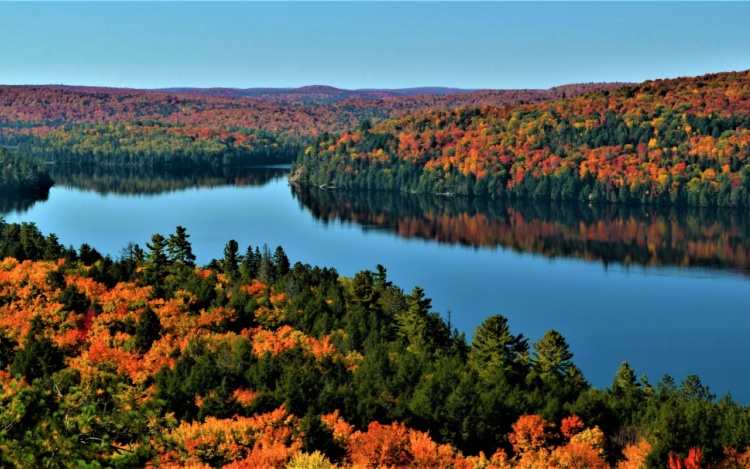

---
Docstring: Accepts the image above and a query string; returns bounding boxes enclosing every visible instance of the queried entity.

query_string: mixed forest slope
[1,221,750,467]
[293,70,750,207]
[0,83,622,167]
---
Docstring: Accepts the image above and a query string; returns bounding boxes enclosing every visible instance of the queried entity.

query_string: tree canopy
[0,222,748,467]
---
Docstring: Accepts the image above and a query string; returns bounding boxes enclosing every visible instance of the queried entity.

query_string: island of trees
[1,220,749,468]
[293,71,750,208]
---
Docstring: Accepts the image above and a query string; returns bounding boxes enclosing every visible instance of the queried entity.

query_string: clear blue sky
[1,2,749,90]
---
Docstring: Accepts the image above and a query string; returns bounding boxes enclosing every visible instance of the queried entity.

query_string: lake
[5,165,750,402]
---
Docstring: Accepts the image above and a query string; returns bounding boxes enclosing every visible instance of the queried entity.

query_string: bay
[4,165,750,402]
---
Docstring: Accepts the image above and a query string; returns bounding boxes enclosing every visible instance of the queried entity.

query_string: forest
[292,71,750,208]
[1,219,750,468]
[15,122,302,167]
[0,83,619,168]
[3,71,750,468]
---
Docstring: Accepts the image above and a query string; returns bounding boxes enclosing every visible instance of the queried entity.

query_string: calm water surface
[5,166,750,402]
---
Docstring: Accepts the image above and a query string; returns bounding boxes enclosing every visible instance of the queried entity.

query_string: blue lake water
[5,166,750,402]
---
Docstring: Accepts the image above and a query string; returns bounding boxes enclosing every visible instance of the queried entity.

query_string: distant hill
[153,85,477,102]
[152,83,626,104]
[0,81,628,142]
[0,80,630,168]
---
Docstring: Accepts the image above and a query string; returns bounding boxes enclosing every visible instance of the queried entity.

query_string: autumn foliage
[2,222,750,467]
[295,70,750,208]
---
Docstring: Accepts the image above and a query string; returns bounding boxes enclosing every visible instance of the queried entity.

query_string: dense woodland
[16,121,301,167]
[293,71,750,208]
[1,220,750,468]
[0,83,620,167]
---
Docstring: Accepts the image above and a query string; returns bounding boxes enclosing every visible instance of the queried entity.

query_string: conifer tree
[167,225,196,266]
[469,314,529,383]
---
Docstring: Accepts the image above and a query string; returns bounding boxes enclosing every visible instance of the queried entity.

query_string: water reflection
[48,165,289,196]
[0,187,50,215]
[293,185,750,272]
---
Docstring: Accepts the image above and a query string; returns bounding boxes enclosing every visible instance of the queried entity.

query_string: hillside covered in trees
[293,70,750,208]
[0,83,621,167]
[1,220,750,468]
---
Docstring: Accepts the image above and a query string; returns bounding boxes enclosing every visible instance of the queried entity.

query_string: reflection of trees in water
[49,165,289,196]
[293,185,750,271]
[0,187,50,215]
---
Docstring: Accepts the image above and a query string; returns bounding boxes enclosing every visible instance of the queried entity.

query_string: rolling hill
[292,70,750,207]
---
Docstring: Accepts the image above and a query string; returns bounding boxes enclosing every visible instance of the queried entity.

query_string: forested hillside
[0,83,621,167]
[1,220,750,468]
[16,122,300,167]
[293,70,750,208]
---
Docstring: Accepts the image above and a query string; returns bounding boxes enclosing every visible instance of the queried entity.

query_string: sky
[1,2,749,90]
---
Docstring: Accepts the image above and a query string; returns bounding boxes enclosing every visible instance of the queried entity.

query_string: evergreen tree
[373,264,393,291]
[0,329,17,369]
[78,243,102,266]
[240,245,261,281]
[349,270,376,312]
[258,244,274,284]
[221,239,240,279]
[167,225,196,266]
[531,329,574,378]
[144,233,169,297]
[469,314,529,383]
[145,233,169,268]
[273,246,291,279]
[134,306,162,353]
[57,284,89,315]
[11,317,64,381]
[395,286,432,354]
